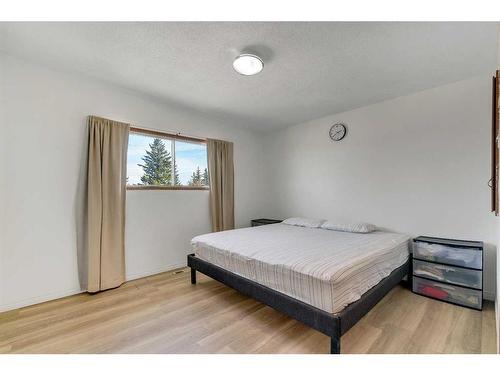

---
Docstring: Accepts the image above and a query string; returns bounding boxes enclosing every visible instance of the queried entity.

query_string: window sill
[127,185,209,191]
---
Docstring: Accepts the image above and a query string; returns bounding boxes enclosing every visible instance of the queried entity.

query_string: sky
[127,133,208,185]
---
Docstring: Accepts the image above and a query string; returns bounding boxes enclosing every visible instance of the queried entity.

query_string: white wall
[496,217,500,352]
[1,53,498,315]
[265,76,497,299]
[125,190,210,280]
[0,55,6,309]
[496,30,500,353]
[0,54,273,311]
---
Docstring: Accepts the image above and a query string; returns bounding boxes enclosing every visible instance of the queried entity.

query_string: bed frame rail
[187,254,408,354]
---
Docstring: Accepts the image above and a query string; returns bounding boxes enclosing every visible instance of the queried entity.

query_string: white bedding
[191,223,410,314]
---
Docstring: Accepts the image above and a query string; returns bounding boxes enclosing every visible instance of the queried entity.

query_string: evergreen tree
[195,166,201,183]
[202,167,209,186]
[188,172,196,186]
[174,161,180,185]
[188,166,203,186]
[138,138,172,185]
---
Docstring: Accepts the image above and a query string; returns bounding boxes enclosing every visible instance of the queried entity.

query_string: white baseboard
[1,269,496,314]
[0,287,84,313]
[0,263,187,313]
[125,262,187,281]
[484,290,495,301]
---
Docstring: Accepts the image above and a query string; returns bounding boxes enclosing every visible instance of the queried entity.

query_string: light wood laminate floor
[0,268,496,354]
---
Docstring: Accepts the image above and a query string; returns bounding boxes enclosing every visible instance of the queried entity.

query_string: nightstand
[251,218,283,227]
[412,236,483,310]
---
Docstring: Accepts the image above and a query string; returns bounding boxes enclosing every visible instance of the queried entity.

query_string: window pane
[175,140,208,186]
[127,133,173,186]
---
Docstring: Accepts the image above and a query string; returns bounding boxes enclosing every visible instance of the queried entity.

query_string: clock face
[329,123,347,141]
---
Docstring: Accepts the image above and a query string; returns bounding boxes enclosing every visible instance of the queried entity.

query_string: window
[127,128,209,189]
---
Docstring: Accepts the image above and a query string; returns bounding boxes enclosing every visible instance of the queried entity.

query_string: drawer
[413,241,482,270]
[413,276,482,310]
[413,259,482,289]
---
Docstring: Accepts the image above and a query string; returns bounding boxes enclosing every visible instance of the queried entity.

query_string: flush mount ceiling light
[233,54,264,76]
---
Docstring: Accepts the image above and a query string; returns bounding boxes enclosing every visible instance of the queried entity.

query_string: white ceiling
[0,22,497,131]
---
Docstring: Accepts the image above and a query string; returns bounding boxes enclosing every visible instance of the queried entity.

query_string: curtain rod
[90,115,231,144]
[129,125,207,143]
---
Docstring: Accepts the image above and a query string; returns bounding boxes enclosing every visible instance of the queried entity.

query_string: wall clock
[329,123,347,141]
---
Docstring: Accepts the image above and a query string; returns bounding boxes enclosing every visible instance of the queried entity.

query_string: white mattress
[191,224,410,314]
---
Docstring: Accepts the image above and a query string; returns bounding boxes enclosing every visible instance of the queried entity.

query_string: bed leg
[190,268,197,284]
[330,336,340,354]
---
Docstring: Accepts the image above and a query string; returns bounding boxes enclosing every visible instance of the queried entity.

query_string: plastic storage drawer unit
[412,236,483,310]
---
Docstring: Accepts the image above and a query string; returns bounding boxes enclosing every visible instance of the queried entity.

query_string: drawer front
[413,241,482,270]
[413,276,482,310]
[413,259,482,289]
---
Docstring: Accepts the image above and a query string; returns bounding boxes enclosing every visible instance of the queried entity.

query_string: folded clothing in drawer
[412,259,482,289]
[413,276,482,310]
[413,242,482,269]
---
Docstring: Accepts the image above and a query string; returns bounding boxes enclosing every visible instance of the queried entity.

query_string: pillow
[320,221,376,233]
[282,217,325,228]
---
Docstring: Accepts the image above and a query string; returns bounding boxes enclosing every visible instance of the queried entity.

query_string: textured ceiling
[0,22,497,131]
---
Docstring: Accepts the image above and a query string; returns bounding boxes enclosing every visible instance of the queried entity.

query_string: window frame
[127,126,209,191]
[491,71,499,215]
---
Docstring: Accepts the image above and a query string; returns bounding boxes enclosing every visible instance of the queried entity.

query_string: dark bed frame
[187,254,409,354]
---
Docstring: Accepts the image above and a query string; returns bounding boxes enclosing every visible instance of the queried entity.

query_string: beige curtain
[86,116,129,292]
[207,139,235,232]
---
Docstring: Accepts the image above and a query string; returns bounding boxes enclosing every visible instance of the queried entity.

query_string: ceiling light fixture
[233,54,264,76]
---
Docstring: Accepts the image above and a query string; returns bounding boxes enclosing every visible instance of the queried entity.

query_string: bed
[187,223,410,354]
